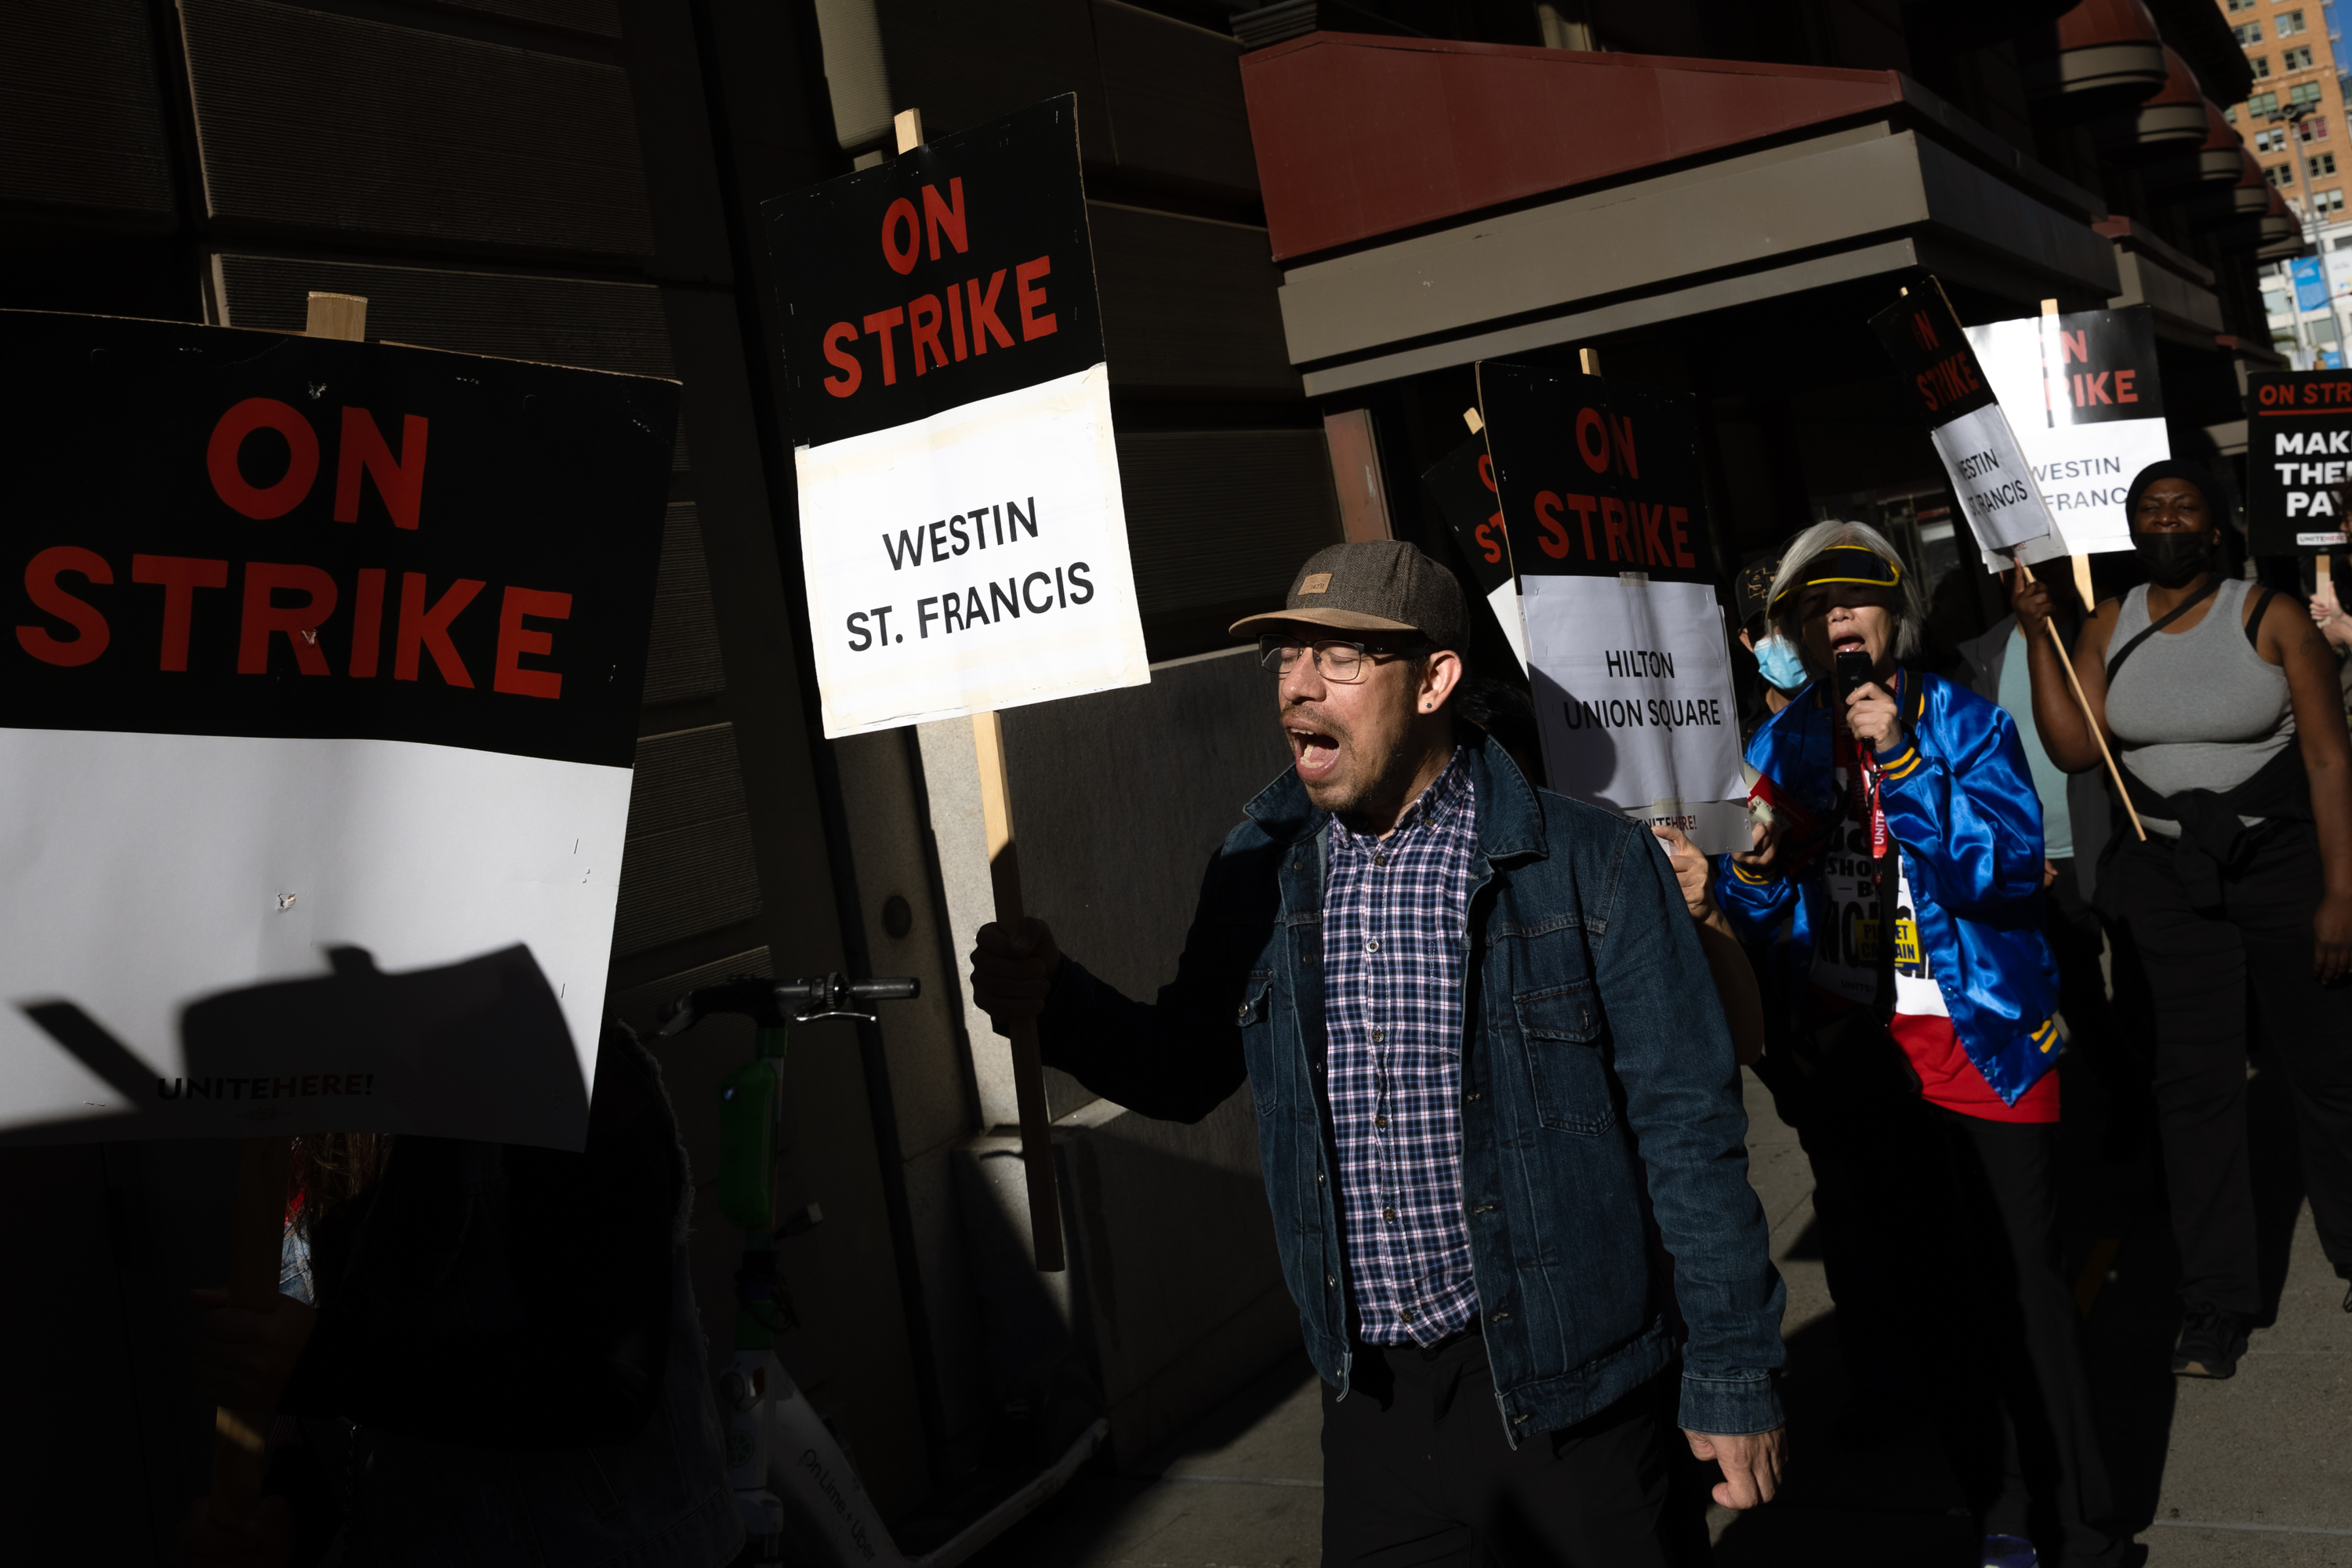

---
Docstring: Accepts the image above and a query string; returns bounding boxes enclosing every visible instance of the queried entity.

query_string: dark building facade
[0,0,2289,1557]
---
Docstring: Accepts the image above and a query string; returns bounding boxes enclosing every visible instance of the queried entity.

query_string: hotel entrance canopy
[1240,32,2226,396]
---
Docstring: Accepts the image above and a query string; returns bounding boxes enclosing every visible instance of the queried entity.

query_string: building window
[2252,90,2281,115]
[2281,8,2309,31]
[2321,187,2347,215]
[2260,125,2288,149]
[2285,42,2316,66]
[2294,79,2327,103]
[2237,18,2267,40]
[2271,161,2299,184]
[2230,0,2256,9]
[2316,151,2339,176]
[2253,53,2273,75]
[2306,114,2333,140]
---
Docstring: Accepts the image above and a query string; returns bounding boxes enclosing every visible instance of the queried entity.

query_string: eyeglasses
[1258,637,1426,683]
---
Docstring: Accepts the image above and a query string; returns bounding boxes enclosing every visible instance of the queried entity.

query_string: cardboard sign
[1418,434,1527,672]
[1965,306,2169,564]
[1475,362,1746,851]
[1868,281,2054,555]
[2246,370,2352,553]
[768,96,1148,737]
[0,311,677,1148]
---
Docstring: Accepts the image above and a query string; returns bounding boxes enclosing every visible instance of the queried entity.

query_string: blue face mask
[1753,633,1809,693]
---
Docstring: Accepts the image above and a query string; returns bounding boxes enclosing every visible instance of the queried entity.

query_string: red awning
[1239,32,1910,262]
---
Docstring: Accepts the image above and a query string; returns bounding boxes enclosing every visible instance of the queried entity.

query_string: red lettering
[967,273,1013,354]
[1639,501,1668,565]
[923,177,967,260]
[238,562,337,677]
[822,322,862,398]
[1668,506,1695,569]
[131,555,229,672]
[1474,519,1503,565]
[494,586,570,699]
[395,573,484,687]
[206,398,319,520]
[1607,413,1638,478]
[1601,496,1631,561]
[1563,494,1599,557]
[946,282,967,361]
[1015,256,1056,341]
[350,567,386,678]
[909,294,947,375]
[16,546,111,667]
[1534,492,1570,558]
[880,198,919,274]
[862,307,905,386]
[2116,368,2137,404]
[1574,408,1609,473]
[2060,328,2087,365]
[1476,453,1497,494]
[333,408,427,530]
[2086,371,2112,405]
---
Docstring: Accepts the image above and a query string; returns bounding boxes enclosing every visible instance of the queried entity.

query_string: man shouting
[970,540,1784,1565]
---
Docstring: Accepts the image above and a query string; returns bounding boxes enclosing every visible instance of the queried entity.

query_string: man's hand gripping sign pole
[1868,279,2144,841]
[768,100,1153,1271]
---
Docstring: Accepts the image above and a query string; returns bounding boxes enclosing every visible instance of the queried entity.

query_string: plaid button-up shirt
[1322,747,1479,1347]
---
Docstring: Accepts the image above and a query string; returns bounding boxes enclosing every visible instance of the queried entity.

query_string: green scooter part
[717,1026,788,1231]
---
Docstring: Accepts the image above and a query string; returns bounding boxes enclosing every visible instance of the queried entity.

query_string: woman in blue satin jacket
[1713,521,2129,1568]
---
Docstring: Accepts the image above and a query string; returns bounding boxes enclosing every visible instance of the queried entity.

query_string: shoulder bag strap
[2245,585,2279,653]
[2104,574,2222,686]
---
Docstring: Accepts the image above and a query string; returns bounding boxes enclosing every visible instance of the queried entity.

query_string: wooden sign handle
[2014,556,2146,842]
[972,711,1066,1272]
[208,289,368,1523]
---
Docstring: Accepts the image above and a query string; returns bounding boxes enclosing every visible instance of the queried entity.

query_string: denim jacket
[1040,735,1786,1440]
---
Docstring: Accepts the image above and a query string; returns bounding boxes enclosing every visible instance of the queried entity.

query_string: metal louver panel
[0,0,176,221]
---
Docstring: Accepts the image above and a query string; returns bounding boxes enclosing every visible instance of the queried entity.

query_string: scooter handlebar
[657,972,921,1036]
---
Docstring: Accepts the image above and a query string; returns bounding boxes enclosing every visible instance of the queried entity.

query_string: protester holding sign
[970,539,1785,1565]
[177,1024,739,1566]
[1719,522,2129,1568]
[2013,460,2352,1371]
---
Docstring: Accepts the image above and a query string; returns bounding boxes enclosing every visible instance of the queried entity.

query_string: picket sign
[205,289,368,1526]
[883,105,1065,1275]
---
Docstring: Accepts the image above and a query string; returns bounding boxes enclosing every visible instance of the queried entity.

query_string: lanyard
[1836,673,1895,860]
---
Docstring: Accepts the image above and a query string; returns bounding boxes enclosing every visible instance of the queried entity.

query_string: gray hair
[1766,519,1929,673]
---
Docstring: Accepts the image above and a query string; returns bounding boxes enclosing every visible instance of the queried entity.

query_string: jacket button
[1327,1275,1337,1289]
[1316,1171,1326,1185]
[1236,1004,1250,1023]
[1465,1090,1483,1102]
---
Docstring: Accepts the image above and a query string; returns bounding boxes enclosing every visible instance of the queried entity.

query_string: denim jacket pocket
[1236,973,1278,1113]
[1515,982,1616,1135]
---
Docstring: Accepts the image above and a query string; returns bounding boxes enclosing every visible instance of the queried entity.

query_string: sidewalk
[968,1065,2350,1566]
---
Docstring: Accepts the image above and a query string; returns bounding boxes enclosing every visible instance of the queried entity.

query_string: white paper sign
[1928,402,2056,554]
[1969,312,2170,564]
[1522,576,1748,853]
[796,364,1149,737]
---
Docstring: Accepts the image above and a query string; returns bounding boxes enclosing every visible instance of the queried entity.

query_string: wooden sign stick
[2013,554,2146,841]
[206,289,369,1524]
[886,106,1065,1271]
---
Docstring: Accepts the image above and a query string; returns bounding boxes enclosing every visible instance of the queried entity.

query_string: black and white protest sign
[1868,281,2054,555]
[2246,370,2352,554]
[0,311,677,1147]
[1475,362,1746,851]
[1966,306,2169,564]
[1418,434,1527,671]
[768,96,1147,736]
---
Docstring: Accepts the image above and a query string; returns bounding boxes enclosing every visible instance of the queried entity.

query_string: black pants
[2108,821,2352,1310]
[2045,858,2153,1128]
[1321,1333,1694,1567]
[1927,1109,2123,1568]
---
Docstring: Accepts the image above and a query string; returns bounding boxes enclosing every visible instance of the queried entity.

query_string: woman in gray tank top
[2011,460,2352,1381]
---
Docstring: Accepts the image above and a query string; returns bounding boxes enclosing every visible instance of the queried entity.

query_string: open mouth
[1831,633,1867,655]
[1288,725,1341,783]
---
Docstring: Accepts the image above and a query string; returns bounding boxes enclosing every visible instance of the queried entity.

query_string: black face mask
[2132,528,2216,588]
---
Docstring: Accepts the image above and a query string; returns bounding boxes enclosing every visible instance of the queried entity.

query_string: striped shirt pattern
[1322,748,1479,1346]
